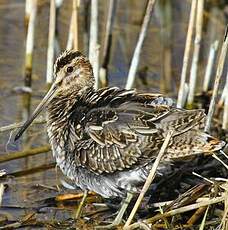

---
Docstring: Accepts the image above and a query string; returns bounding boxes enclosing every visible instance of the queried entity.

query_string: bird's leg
[75,190,88,219]
[96,192,133,229]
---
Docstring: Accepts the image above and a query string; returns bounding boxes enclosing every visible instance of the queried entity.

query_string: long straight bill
[14,84,57,141]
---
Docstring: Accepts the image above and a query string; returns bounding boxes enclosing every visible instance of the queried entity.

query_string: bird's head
[14,50,94,141]
[54,50,94,94]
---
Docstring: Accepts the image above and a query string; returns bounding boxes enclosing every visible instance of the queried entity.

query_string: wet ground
[0,0,227,229]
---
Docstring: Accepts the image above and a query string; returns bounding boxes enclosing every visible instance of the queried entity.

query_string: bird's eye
[66,66,74,73]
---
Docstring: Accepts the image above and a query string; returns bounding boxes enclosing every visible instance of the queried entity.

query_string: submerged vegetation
[0,0,228,229]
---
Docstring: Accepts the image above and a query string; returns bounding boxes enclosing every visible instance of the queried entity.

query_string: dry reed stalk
[150,222,219,229]
[221,191,228,230]
[198,206,209,230]
[223,69,228,129]
[72,0,79,50]
[187,0,204,109]
[125,0,156,90]
[126,222,151,230]
[94,44,100,89]
[66,13,74,50]
[212,154,228,170]
[5,162,55,178]
[89,0,99,89]
[5,162,56,177]
[217,72,228,117]
[0,222,22,229]
[177,0,197,108]
[24,0,37,88]
[0,145,50,163]
[46,0,56,84]
[145,194,226,224]
[0,170,6,177]
[0,118,46,133]
[192,172,214,184]
[0,184,4,206]
[66,0,80,50]
[99,0,117,87]
[187,206,207,226]
[82,1,90,55]
[25,0,32,30]
[219,74,228,107]
[55,191,96,201]
[158,0,172,93]
[124,130,173,229]
[149,200,173,209]
[182,83,189,108]
[203,40,219,92]
[205,27,228,133]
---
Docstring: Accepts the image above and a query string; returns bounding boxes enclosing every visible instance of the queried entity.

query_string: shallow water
[0,0,227,228]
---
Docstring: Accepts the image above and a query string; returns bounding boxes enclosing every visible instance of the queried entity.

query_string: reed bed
[125,0,156,90]
[99,0,117,87]
[187,0,204,109]
[0,1,228,229]
[89,0,99,89]
[24,0,37,88]
[177,0,197,108]
[72,0,79,50]
[46,0,56,84]
[205,27,228,132]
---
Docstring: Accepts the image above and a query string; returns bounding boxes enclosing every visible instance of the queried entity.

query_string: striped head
[54,50,94,94]
[14,50,94,141]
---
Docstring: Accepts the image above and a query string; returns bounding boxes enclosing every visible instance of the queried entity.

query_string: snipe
[15,50,225,228]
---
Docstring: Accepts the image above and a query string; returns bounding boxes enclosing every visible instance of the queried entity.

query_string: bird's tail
[165,130,225,159]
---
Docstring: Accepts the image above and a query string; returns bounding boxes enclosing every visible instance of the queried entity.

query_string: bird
[14,50,225,228]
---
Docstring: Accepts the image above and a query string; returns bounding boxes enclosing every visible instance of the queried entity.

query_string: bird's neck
[46,86,94,142]
[47,86,93,122]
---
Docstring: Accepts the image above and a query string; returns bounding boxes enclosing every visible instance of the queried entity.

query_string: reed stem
[99,0,117,87]
[46,0,56,84]
[72,0,79,50]
[187,0,204,109]
[220,80,228,106]
[124,131,173,228]
[89,0,99,89]
[203,40,219,92]
[177,0,197,108]
[24,0,37,88]
[0,145,51,163]
[25,0,32,31]
[158,0,172,93]
[0,119,46,133]
[145,195,226,224]
[125,0,156,90]
[222,69,228,129]
[205,26,228,132]
[66,13,74,50]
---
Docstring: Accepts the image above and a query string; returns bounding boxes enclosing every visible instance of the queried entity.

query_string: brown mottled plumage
[14,50,225,226]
